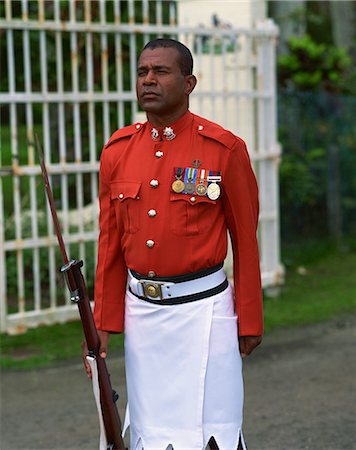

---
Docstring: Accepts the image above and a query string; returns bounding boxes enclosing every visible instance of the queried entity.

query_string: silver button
[190,196,196,203]
[148,209,157,217]
[150,179,159,188]
[148,271,156,278]
[136,124,141,129]
[146,239,155,248]
[155,151,164,158]
[119,193,124,199]
[198,125,204,131]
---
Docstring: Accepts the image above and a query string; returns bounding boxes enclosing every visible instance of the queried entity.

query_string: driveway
[1,314,355,450]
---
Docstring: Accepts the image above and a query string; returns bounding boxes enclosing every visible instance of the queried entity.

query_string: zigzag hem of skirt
[126,427,247,450]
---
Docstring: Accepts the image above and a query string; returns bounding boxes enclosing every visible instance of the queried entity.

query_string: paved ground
[1,314,356,450]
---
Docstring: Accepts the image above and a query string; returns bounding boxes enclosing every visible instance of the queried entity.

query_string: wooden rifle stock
[36,136,125,450]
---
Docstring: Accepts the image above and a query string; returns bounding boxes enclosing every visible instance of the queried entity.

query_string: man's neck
[146,108,188,128]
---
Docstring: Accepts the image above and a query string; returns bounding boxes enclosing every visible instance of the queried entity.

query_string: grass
[1,238,356,370]
[264,238,356,330]
[0,320,124,370]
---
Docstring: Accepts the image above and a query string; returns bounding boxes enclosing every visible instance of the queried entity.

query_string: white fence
[0,0,282,334]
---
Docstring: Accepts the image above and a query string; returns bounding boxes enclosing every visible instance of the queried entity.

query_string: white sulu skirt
[123,282,246,450]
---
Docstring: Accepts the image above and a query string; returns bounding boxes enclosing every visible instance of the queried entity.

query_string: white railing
[0,0,282,334]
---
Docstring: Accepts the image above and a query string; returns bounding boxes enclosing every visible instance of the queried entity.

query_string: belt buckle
[140,281,163,300]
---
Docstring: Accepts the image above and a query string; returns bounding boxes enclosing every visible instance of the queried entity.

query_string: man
[84,38,263,450]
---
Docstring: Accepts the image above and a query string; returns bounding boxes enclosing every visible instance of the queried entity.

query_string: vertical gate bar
[55,1,70,304]
[128,0,137,122]
[100,0,110,142]
[209,32,216,121]
[169,1,176,39]
[156,0,162,28]
[6,0,25,315]
[221,35,228,127]
[0,102,7,332]
[1,0,12,330]
[256,26,281,281]
[245,35,255,152]
[70,1,86,286]
[114,0,125,129]
[54,0,69,244]
[142,0,149,43]
[195,34,203,116]
[22,0,42,312]
[256,32,268,272]
[234,34,241,135]
[169,0,176,27]
[0,171,6,332]
[40,0,57,309]
[85,0,99,271]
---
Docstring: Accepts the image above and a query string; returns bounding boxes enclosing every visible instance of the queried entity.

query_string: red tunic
[94,110,263,336]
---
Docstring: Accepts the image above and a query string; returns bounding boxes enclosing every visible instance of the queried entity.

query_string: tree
[330,1,356,64]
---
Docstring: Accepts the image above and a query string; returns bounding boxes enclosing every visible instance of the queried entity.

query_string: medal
[172,179,185,193]
[172,167,185,193]
[196,168,207,196]
[196,183,207,196]
[207,182,221,200]
[185,181,195,194]
[184,167,196,194]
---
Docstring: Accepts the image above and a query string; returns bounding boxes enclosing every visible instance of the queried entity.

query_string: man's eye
[157,69,167,74]
[137,71,147,77]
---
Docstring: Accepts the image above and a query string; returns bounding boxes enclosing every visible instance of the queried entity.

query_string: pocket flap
[110,181,141,201]
[169,193,216,205]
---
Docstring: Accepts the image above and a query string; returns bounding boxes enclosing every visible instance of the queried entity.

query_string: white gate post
[0,174,7,332]
[256,19,284,288]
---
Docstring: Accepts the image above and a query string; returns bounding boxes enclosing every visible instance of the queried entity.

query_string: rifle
[35,135,125,450]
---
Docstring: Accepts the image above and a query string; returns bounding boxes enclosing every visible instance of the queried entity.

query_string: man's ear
[185,75,197,95]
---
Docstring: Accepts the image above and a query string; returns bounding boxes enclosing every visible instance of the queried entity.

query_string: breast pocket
[110,181,141,234]
[169,193,217,237]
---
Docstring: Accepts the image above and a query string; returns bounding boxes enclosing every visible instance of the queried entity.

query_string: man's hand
[81,330,111,379]
[239,335,262,358]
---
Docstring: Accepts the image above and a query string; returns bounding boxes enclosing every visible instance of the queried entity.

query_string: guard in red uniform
[84,38,263,450]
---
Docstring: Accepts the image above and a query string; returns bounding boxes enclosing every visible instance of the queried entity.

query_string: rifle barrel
[35,135,69,265]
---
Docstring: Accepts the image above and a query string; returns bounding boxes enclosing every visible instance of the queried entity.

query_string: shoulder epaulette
[104,123,144,149]
[194,116,237,149]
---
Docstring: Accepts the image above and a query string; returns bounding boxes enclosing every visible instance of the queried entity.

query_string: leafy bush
[278,34,353,94]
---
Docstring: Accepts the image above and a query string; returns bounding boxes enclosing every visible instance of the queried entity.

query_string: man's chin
[140,102,164,114]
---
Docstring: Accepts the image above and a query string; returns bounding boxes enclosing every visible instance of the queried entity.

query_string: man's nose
[143,70,157,85]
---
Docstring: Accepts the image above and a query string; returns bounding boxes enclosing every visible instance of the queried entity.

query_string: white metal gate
[0,0,282,334]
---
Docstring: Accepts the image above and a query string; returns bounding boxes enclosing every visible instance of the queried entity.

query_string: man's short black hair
[141,38,193,76]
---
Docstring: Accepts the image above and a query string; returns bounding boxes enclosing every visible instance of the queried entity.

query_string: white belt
[128,267,226,301]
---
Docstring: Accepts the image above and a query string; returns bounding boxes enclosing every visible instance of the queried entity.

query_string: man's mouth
[142,91,159,98]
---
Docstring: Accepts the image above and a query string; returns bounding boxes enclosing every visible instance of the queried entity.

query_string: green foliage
[279,146,326,208]
[278,91,356,239]
[278,34,352,93]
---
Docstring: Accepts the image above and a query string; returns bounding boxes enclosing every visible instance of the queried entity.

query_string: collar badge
[163,127,176,141]
[151,128,159,141]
